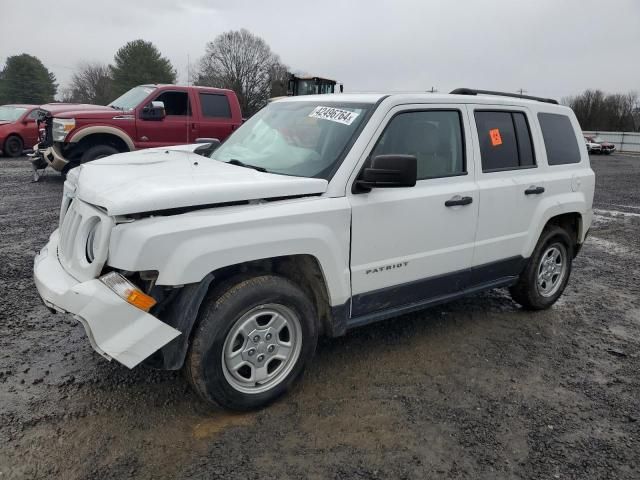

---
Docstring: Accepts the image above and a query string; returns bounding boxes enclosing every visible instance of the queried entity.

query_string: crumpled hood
[71,149,328,216]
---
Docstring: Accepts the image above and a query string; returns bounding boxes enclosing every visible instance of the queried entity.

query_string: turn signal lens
[99,272,157,312]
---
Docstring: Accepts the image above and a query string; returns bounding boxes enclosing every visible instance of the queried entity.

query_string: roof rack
[450,88,558,105]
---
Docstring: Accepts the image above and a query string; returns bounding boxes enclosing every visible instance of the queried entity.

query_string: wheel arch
[526,210,584,259]
[149,254,337,371]
[68,126,135,153]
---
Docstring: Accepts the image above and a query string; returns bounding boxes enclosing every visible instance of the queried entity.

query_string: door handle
[524,186,545,195]
[445,195,473,207]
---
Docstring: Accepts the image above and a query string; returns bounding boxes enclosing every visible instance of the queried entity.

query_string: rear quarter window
[537,113,581,165]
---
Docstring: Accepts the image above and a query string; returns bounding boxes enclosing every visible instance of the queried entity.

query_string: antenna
[517,88,527,95]
[187,54,191,143]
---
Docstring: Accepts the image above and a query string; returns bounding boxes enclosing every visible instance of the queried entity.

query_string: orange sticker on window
[489,128,503,146]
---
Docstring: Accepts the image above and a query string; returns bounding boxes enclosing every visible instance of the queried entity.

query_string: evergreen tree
[110,40,177,97]
[0,54,57,104]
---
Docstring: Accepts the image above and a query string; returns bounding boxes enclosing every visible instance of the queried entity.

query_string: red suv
[0,104,40,157]
[32,84,242,175]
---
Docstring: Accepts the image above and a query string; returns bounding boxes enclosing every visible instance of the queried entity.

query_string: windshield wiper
[227,159,268,172]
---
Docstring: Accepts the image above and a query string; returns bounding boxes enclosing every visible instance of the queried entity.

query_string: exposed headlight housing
[52,118,75,142]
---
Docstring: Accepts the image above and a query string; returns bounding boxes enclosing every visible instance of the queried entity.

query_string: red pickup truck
[31,84,242,176]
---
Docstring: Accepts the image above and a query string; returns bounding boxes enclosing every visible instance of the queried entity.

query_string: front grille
[37,111,53,147]
[58,201,83,272]
[57,199,114,282]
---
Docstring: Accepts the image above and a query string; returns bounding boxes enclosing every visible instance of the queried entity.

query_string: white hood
[71,149,328,216]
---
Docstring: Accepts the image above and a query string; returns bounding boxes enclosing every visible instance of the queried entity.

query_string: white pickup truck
[34,89,595,410]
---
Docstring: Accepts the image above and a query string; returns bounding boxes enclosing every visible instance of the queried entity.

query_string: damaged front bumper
[33,229,181,368]
[31,143,69,171]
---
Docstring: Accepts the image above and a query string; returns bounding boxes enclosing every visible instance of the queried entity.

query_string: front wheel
[509,226,574,310]
[186,275,318,410]
[3,135,23,157]
[80,144,119,163]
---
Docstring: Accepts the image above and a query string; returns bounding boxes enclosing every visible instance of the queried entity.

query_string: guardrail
[583,131,640,153]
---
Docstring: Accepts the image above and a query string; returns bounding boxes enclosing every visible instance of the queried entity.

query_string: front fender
[107,197,352,306]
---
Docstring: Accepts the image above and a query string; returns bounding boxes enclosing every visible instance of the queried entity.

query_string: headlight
[99,272,157,312]
[52,118,75,142]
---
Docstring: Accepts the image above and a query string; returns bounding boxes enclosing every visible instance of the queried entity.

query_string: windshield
[0,106,27,122]
[108,86,156,110]
[211,101,371,179]
[592,136,604,143]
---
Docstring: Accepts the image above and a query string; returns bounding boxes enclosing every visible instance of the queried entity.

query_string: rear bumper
[33,230,181,368]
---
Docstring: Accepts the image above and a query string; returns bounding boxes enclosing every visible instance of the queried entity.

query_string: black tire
[509,226,574,310]
[80,144,119,163]
[186,275,318,411]
[3,135,23,157]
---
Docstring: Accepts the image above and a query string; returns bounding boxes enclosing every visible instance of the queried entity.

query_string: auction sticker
[308,106,360,125]
[489,128,503,146]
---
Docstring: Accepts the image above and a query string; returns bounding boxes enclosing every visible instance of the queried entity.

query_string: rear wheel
[186,275,318,410]
[509,226,574,310]
[3,135,23,157]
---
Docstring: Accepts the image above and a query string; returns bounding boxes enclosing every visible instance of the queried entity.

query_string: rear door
[470,106,546,278]
[136,88,192,147]
[349,105,479,318]
[195,91,236,141]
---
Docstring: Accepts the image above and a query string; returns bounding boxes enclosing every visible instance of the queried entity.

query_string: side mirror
[354,154,417,192]
[194,138,221,157]
[140,101,166,121]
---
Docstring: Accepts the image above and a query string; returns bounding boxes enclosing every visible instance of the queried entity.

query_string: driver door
[136,89,193,148]
[348,105,479,318]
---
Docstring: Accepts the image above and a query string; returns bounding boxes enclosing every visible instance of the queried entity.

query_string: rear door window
[474,110,536,172]
[537,113,581,165]
[200,93,232,118]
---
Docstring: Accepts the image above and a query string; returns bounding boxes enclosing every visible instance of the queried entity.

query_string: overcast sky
[2,0,639,100]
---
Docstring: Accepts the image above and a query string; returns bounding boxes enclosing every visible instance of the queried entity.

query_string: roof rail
[450,88,559,105]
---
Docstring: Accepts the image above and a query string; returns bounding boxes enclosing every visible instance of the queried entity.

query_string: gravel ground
[1,154,639,479]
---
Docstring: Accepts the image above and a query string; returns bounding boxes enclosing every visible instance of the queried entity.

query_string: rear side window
[200,93,232,118]
[474,111,536,172]
[538,113,581,165]
[370,110,465,180]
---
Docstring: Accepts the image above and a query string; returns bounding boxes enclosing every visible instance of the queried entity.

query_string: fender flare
[67,125,135,151]
[524,201,586,258]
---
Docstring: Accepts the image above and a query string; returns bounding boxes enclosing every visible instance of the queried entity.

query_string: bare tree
[565,89,640,131]
[197,29,287,116]
[66,62,113,105]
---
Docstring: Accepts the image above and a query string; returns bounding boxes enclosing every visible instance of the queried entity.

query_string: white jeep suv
[34,89,595,410]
